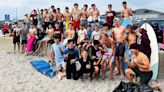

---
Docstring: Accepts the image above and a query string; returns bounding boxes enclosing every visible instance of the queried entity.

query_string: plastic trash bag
[133,84,154,92]
[113,81,137,92]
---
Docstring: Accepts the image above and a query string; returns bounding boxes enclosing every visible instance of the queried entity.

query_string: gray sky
[0,0,164,20]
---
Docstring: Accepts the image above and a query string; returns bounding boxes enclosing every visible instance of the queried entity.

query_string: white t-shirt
[91,30,100,40]
[14,27,20,36]
[78,29,87,42]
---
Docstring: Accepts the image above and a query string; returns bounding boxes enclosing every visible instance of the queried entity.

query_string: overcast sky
[0,0,164,20]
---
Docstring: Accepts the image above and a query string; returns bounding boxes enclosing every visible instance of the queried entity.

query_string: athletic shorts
[121,18,132,27]
[26,23,31,30]
[65,20,71,30]
[13,36,20,44]
[132,67,153,84]
[115,42,125,57]
[59,22,63,30]
[55,59,65,71]
[103,48,114,62]
[90,20,99,28]
[81,20,88,28]
[42,36,50,42]
[43,22,50,30]
[73,20,80,30]
[21,40,27,44]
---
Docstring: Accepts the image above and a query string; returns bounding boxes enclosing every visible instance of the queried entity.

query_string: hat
[113,17,120,22]
[130,43,140,50]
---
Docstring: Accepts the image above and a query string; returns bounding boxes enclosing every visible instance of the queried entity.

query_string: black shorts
[43,22,50,30]
[50,22,55,28]
[13,36,20,44]
[21,40,27,44]
[108,25,113,29]
[59,22,63,29]
[48,37,54,44]
[115,42,125,57]
[93,58,101,69]
[132,67,153,84]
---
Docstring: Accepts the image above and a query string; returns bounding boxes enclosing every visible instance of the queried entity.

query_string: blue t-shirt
[64,48,79,62]
[87,30,92,39]
[51,43,66,62]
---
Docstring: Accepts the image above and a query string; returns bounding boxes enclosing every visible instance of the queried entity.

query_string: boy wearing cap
[112,18,126,79]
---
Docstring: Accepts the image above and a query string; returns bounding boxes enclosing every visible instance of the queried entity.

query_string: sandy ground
[0,35,163,92]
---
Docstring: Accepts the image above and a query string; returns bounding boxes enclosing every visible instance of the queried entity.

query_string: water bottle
[137,36,141,45]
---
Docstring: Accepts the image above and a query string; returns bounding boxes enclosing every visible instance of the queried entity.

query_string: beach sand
[0,36,163,92]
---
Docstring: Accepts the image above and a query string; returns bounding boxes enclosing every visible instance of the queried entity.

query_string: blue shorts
[26,23,31,30]
[121,18,132,27]
[115,42,125,57]
[55,58,65,71]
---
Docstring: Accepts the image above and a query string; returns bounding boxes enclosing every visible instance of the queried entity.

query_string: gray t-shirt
[20,28,27,40]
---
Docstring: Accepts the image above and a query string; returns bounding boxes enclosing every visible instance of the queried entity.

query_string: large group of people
[11,1,162,90]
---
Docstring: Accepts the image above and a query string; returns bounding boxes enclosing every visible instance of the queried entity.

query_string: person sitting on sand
[78,49,94,81]
[49,36,66,79]
[77,24,87,54]
[64,39,80,80]
[90,23,100,41]
[54,22,63,41]
[86,24,93,39]
[63,22,75,46]
[33,25,46,55]
[84,40,101,80]
[35,24,54,53]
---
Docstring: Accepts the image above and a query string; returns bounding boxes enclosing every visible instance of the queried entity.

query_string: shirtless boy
[112,18,125,79]
[72,3,81,31]
[63,7,72,30]
[81,4,89,28]
[99,33,115,80]
[121,1,133,27]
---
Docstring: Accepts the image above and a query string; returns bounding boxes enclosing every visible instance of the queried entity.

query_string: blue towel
[30,60,56,78]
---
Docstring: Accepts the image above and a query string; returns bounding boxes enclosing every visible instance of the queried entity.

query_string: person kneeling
[49,36,66,79]
[79,49,94,81]
[64,39,80,80]
[125,43,152,84]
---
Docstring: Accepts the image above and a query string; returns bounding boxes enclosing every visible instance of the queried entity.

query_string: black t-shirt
[54,28,63,36]
[106,11,116,26]
[37,30,46,40]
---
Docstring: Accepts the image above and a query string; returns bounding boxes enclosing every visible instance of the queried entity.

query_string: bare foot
[120,75,124,80]
[151,83,162,92]
[109,75,114,80]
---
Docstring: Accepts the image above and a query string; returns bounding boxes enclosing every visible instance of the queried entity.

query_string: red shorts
[73,20,80,30]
